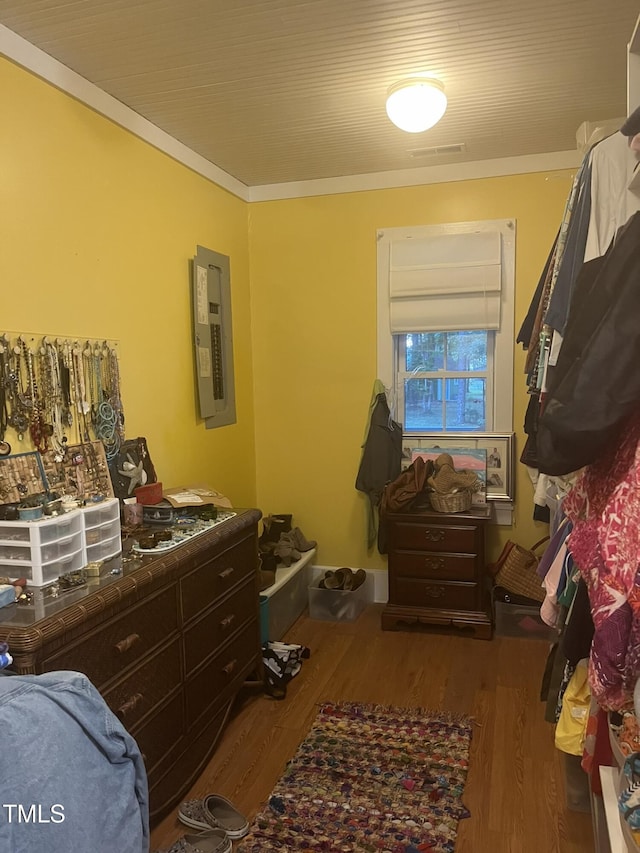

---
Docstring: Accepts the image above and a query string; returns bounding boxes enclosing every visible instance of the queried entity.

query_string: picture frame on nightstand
[402,432,515,502]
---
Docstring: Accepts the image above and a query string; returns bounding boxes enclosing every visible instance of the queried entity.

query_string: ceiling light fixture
[385,77,447,133]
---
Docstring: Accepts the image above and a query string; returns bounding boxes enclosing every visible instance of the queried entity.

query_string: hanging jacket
[355,389,402,549]
[537,211,640,475]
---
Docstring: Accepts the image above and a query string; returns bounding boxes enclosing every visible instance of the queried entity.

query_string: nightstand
[382,505,492,639]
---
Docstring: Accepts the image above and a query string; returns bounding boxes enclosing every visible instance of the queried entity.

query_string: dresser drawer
[103,638,182,730]
[392,551,478,582]
[391,520,478,553]
[184,578,258,675]
[185,619,260,728]
[43,584,179,689]
[392,578,479,611]
[133,690,185,779]
[181,535,257,623]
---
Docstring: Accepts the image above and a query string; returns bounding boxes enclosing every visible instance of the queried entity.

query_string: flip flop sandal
[351,568,367,591]
[178,795,249,839]
[164,829,232,853]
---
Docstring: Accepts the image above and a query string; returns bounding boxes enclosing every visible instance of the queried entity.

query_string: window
[377,220,515,434]
[400,330,492,431]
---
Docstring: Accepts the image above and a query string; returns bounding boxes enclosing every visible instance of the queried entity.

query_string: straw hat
[427,453,479,494]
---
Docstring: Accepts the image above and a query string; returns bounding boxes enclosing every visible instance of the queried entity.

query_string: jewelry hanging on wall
[6,342,31,441]
[0,335,10,443]
[21,338,48,453]
[39,338,67,461]
[0,335,125,475]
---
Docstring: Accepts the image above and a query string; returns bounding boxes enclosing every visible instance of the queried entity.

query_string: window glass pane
[404,378,443,431]
[444,378,486,431]
[405,333,445,372]
[445,331,488,371]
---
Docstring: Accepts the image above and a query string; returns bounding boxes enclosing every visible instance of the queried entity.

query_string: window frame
[376,219,515,434]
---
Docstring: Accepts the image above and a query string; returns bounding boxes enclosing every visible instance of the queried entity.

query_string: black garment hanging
[537,212,640,475]
[355,391,402,550]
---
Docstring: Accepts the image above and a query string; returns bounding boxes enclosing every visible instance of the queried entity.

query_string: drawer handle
[424,585,446,599]
[118,692,144,718]
[219,567,235,579]
[222,659,237,675]
[425,529,445,542]
[114,633,141,654]
[220,614,236,629]
[425,557,445,572]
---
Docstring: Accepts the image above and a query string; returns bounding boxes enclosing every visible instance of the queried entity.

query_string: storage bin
[84,518,120,547]
[259,595,269,644]
[308,573,370,622]
[85,534,122,563]
[0,547,85,587]
[260,549,316,641]
[493,599,557,641]
[81,499,121,564]
[267,560,311,640]
[81,498,120,528]
[0,511,84,586]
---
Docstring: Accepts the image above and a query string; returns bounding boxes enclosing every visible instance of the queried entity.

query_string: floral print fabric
[564,414,640,710]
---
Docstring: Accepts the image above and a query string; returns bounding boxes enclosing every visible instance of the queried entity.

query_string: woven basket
[493,537,549,603]
[429,490,472,513]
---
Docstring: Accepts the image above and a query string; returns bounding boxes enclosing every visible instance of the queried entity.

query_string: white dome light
[385,78,447,133]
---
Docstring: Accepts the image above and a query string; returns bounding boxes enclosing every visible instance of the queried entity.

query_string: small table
[381,505,492,639]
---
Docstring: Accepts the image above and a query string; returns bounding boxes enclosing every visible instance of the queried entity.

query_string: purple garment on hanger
[537,519,572,580]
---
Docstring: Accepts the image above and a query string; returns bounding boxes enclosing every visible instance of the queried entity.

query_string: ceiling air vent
[408,143,466,158]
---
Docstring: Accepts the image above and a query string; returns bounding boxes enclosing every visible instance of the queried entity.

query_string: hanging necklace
[23,338,47,453]
[0,336,9,441]
[6,343,30,441]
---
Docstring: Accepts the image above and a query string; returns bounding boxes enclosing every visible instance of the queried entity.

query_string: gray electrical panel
[191,245,236,428]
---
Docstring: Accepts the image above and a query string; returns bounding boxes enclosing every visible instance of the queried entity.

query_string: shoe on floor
[351,568,367,590]
[319,570,340,589]
[164,829,232,853]
[178,795,249,839]
[288,526,317,551]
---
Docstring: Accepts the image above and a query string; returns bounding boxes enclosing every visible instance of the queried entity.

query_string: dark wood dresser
[382,506,492,639]
[0,508,262,825]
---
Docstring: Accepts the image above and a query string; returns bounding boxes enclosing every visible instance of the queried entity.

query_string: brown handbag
[490,536,550,603]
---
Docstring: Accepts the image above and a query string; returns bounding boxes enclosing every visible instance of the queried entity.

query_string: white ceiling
[1,0,639,188]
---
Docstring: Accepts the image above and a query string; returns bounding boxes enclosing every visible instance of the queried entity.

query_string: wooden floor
[150,604,595,853]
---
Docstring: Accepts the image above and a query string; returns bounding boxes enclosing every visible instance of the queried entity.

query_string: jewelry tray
[132,510,236,554]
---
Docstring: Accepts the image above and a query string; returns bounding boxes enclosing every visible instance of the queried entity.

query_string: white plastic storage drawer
[81,498,120,529]
[84,518,120,547]
[86,534,121,563]
[0,511,82,546]
[0,511,84,582]
[0,546,85,587]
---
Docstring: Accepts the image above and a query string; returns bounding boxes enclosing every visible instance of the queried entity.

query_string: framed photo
[401,432,515,502]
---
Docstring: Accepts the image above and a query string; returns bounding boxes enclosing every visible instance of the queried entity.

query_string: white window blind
[389,230,502,332]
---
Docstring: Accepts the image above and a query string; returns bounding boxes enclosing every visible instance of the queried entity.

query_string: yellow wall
[1,58,257,508]
[249,175,573,567]
[3,57,574,569]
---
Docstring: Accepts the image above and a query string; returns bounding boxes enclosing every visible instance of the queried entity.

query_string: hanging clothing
[544,153,594,335]
[355,383,402,549]
[584,131,640,263]
[537,212,640,475]
[564,412,640,710]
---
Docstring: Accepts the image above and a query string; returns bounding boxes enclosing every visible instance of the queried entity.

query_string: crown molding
[248,150,580,201]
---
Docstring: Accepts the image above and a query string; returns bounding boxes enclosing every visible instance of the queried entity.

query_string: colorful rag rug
[237,701,472,853]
